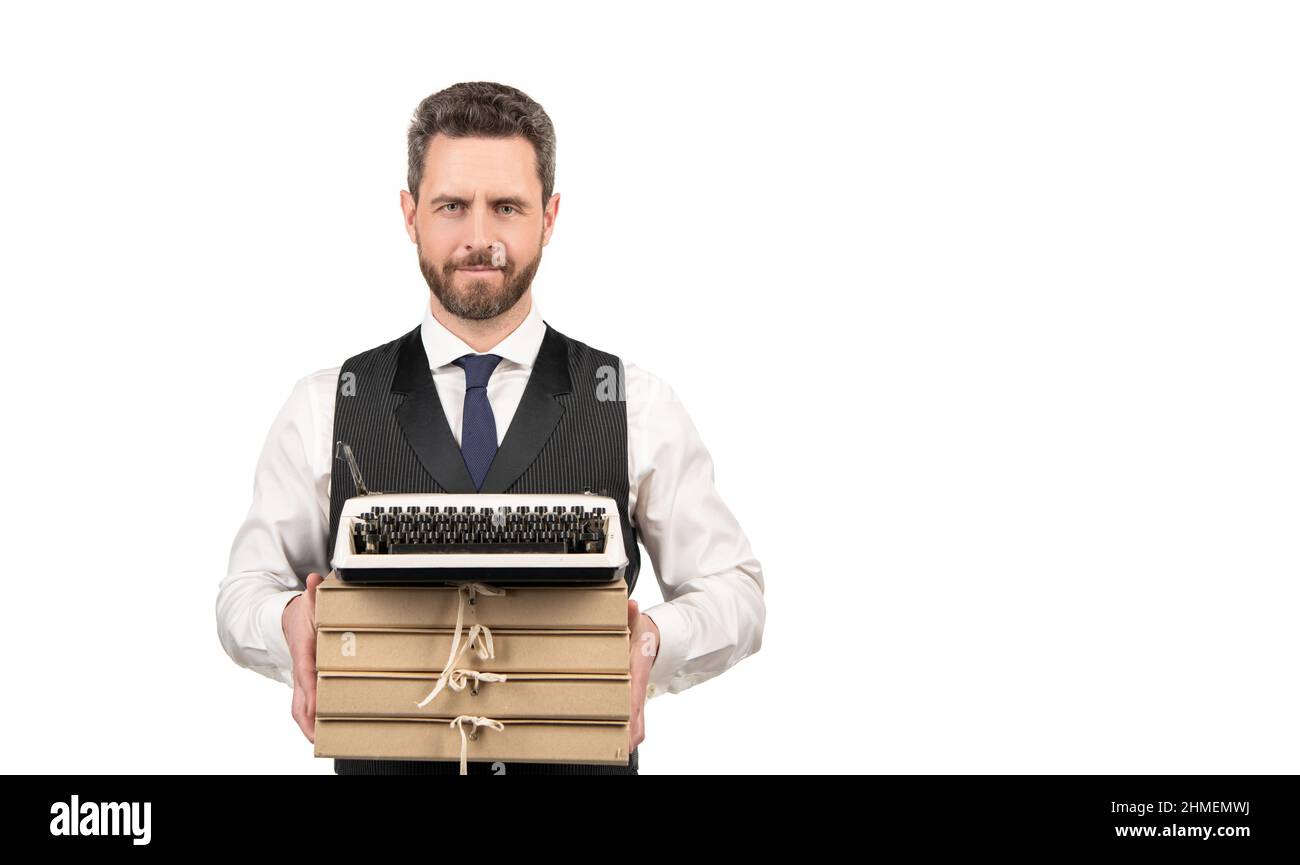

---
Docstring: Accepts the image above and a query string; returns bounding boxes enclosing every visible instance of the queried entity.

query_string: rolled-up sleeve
[625,366,766,699]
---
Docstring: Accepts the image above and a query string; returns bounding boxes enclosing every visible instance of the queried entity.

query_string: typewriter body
[329,442,628,585]
[331,491,628,585]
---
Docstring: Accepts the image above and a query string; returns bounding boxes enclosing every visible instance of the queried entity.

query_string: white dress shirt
[217,298,766,700]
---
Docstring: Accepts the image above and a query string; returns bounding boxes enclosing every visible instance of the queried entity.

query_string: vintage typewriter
[330,443,628,585]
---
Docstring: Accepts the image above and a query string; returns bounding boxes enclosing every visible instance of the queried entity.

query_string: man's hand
[282,572,325,743]
[628,599,660,751]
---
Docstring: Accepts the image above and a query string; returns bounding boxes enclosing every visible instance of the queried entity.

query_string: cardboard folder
[314,716,632,765]
[316,628,630,674]
[314,575,629,630]
[316,671,631,720]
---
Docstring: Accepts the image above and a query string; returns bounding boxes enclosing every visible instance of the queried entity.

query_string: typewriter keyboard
[351,505,609,555]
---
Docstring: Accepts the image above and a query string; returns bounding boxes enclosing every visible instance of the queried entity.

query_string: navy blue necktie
[453,353,503,491]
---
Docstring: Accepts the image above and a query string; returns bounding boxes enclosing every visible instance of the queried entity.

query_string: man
[216,81,766,774]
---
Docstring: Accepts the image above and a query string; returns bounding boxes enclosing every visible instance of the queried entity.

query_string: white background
[1,2,1296,774]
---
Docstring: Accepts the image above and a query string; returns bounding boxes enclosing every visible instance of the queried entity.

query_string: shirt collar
[420,296,546,371]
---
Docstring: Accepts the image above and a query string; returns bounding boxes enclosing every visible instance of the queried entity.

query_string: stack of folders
[313,574,632,773]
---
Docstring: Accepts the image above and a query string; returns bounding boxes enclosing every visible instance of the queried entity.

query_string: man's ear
[399,189,418,243]
[541,192,560,247]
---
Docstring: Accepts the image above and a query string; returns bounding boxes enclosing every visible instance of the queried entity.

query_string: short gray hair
[407,81,556,206]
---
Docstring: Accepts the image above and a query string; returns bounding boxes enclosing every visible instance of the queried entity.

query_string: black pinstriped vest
[326,319,641,776]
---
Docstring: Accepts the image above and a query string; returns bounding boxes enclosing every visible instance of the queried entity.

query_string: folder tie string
[446,668,509,694]
[462,582,505,605]
[450,715,505,775]
[415,583,505,708]
[416,622,494,707]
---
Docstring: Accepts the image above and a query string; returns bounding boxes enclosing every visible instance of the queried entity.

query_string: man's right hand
[283,572,326,743]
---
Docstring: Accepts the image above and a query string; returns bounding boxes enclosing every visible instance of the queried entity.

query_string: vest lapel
[391,326,477,493]
[480,323,572,493]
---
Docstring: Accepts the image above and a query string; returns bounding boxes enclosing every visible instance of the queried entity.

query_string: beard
[418,233,541,321]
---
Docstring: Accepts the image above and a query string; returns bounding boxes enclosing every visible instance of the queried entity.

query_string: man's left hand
[628,599,660,752]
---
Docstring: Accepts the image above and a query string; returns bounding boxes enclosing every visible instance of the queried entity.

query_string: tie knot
[453,353,503,389]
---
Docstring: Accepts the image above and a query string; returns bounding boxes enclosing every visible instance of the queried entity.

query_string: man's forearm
[215,572,303,687]
[219,373,331,687]
[642,561,766,698]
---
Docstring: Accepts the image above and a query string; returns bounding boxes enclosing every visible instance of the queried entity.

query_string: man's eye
[437,203,515,215]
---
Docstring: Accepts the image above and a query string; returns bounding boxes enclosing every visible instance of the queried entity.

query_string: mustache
[449,253,506,269]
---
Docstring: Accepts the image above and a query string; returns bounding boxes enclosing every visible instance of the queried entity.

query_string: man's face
[401,134,559,321]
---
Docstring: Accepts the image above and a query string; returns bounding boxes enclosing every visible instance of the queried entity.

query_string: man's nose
[462,241,497,266]
[466,204,493,253]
